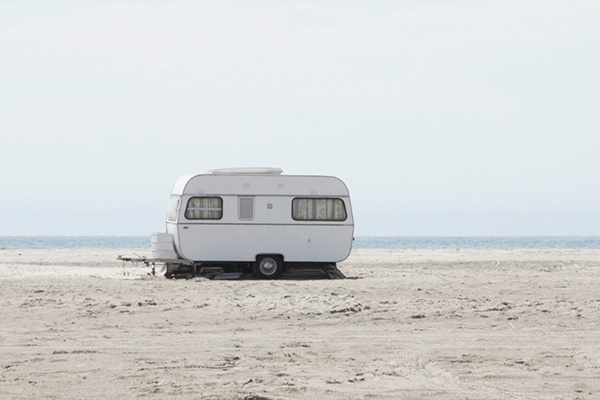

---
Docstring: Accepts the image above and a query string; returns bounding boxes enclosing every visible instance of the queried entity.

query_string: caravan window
[185,197,223,220]
[292,198,347,221]
[166,195,180,222]
[238,197,254,220]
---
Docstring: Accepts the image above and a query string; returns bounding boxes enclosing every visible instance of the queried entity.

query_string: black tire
[253,255,283,279]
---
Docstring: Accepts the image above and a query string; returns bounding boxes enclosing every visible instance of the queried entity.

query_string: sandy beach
[1,248,599,399]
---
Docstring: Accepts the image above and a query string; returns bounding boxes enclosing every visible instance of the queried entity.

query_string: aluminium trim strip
[178,222,354,227]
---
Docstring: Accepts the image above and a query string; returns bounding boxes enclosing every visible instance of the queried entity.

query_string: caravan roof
[170,168,349,197]
[206,167,283,175]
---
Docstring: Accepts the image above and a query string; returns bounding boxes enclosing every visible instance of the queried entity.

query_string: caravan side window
[238,197,254,220]
[185,197,223,220]
[292,198,347,221]
[166,195,180,222]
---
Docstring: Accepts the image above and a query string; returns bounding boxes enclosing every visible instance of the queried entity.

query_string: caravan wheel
[254,255,283,279]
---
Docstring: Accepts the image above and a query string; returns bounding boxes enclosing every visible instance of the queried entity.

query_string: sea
[1,236,599,250]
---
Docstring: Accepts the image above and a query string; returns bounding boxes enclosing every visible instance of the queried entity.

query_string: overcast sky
[1,1,599,236]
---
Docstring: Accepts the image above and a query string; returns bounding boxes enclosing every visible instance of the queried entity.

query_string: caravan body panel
[165,171,354,263]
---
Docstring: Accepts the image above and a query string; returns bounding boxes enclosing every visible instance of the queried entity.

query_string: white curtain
[185,197,222,219]
[293,198,346,221]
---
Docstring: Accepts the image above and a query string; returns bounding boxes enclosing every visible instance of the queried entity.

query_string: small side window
[166,195,180,222]
[239,197,254,220]
[185,197,223,220]
[292,198,347,221]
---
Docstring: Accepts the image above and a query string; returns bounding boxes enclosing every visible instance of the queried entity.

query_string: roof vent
[207,167,283,175]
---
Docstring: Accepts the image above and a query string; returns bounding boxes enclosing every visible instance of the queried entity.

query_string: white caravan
[152,168,354,278]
